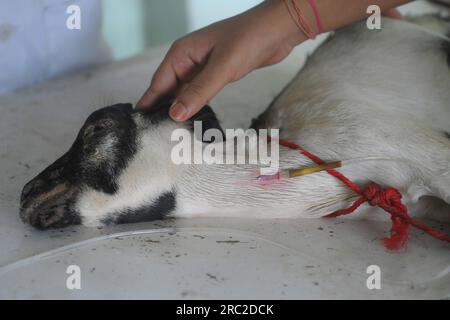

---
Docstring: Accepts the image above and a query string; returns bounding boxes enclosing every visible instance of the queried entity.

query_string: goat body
[20,18,450,229]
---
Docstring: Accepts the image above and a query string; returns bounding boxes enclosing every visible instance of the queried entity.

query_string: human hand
[136,0,306,121]
[136,0,405,121]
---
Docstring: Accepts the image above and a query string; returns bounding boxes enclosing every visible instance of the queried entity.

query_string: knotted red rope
[277,138,450,251]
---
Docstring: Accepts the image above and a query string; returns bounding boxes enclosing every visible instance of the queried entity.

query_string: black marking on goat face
[101,191,176,225]
[75,103,138,194]
[20,103,137,229]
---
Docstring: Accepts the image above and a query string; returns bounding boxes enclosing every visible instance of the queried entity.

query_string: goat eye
[83,126,102,139]
[84,121,113,139]
[92,125,104,133]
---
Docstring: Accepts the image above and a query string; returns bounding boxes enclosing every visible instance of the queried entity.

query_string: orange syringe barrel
[289,161,342,178]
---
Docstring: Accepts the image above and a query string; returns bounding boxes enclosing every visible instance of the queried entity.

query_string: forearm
[267,0,412,46]
[315,0,411,31]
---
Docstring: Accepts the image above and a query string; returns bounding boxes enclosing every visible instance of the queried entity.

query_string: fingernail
[169,101,189,121]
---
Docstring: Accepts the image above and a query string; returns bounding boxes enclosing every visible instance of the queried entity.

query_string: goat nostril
[21,180,42,204]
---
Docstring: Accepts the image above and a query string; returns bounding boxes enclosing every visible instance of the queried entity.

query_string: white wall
[102,0,262,60]
[186,0,262,31]
[102,0,146,60]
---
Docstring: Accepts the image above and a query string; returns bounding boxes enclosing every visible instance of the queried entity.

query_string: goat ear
[189,105,225,143]
[137,100,173,124]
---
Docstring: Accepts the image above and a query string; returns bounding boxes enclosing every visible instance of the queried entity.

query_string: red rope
[277,138,450,251]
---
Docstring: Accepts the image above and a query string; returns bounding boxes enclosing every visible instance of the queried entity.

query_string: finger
[136,60,178,110]
[136,48,205,110]
[169,59,230,122]
[382,8,404,20]
[136,40,193,109]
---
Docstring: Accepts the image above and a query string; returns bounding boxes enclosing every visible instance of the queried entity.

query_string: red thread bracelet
[307,0,324,34]
[283,0,324,39]
[283,0,316,39]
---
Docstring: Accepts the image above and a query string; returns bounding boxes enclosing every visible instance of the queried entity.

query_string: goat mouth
[20,204,81,230]
[19,186,81,229]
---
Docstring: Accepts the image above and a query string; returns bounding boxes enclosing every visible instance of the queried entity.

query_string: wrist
[265,0,308,47]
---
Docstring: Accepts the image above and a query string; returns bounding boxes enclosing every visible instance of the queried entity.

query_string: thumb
[169,61,229,121]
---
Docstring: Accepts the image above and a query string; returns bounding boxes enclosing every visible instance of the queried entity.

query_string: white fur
[77,119,181,226]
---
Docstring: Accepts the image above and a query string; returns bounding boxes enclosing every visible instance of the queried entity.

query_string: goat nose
[20,179,42,206]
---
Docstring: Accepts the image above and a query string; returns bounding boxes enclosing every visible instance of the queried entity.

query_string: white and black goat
[20,18,450,229]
